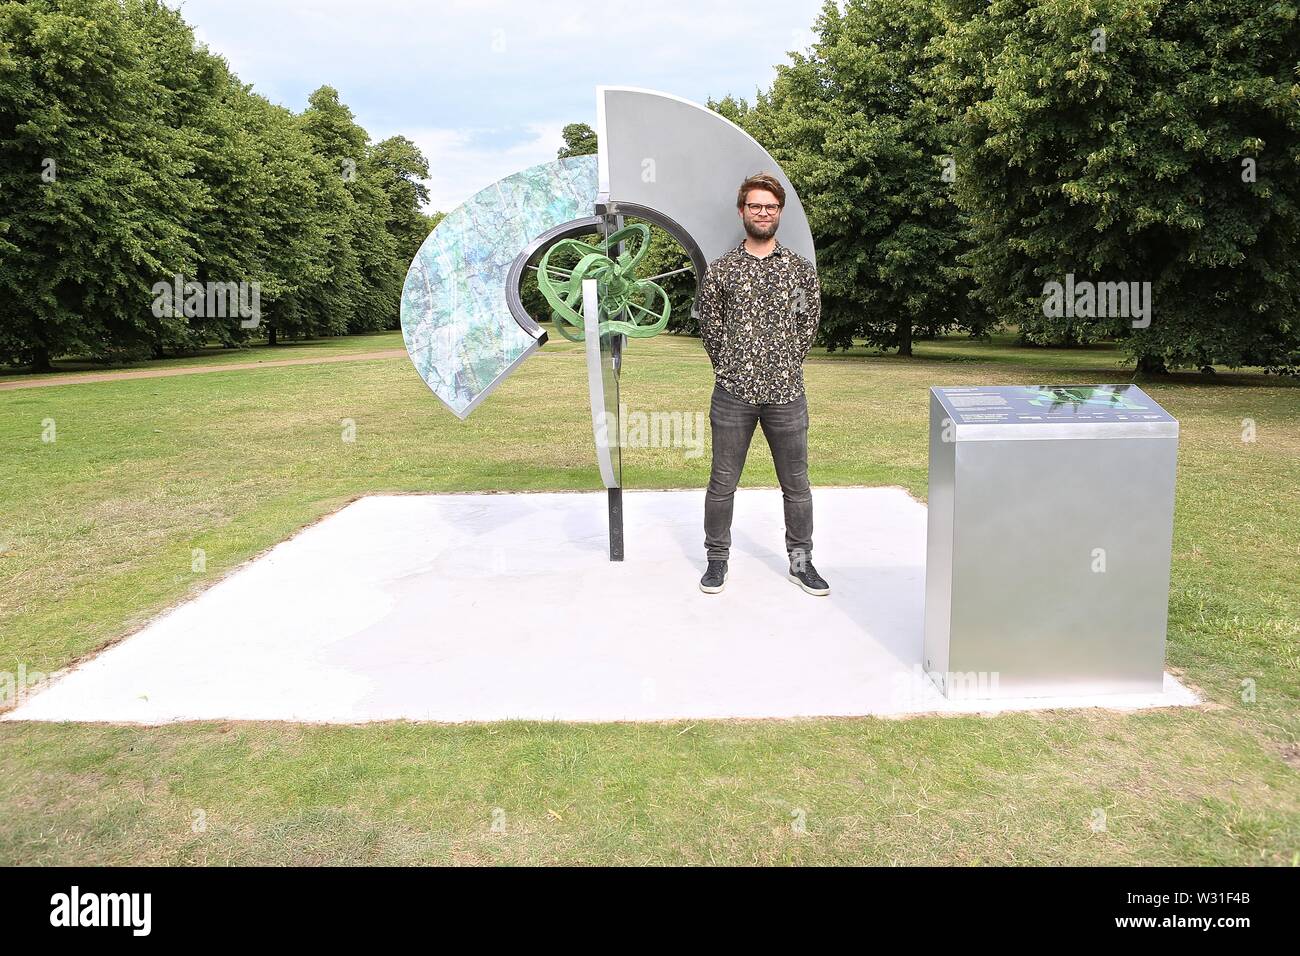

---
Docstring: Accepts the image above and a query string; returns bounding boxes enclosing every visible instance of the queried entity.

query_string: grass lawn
[1,331,1297,864]
[0,330,407,381]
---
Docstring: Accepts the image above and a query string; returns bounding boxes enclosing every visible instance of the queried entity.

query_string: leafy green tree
[297,85,394,337]
[230,88,331,348]
[372,136,433,261]
[0,0,204,369]
[707,94,752,128]
[371,135,435,326]
[126,0,259,355]
[736,0,985,355]
[933,0,1300,373]
[557,122,598,159]
[0,2,439,366]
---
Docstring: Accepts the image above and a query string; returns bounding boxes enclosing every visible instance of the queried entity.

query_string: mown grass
[0,331,1296,865]
[0,330,406,381]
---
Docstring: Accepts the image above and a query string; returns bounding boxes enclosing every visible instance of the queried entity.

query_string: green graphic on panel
[1020,386,1149,410]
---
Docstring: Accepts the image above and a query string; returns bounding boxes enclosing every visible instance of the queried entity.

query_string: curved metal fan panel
[400,155,599,419]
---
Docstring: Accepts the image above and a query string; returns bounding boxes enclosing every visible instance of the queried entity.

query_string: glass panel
[400,155,599,418]
[936,385,1175,424]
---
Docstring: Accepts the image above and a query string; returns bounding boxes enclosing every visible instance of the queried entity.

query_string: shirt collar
[737,238,786,260]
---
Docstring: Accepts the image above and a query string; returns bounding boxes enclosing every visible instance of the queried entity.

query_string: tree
[296,85,395,338]
[371,135,435,325]
[0,0,205,369]
[736,0,986,355]
[127,0,260,355]
[933,0,1300,373]
[229,88,331,348]
[557,122,597,159]
[707,94,752,128]
[0,2,440,366]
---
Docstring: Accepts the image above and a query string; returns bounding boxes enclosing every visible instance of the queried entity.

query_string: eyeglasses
[744,203,781,215]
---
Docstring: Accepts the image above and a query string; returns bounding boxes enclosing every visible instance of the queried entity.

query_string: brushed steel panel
[922,392,956,687]
[923,385,1179,700]
[947,436,1177,697]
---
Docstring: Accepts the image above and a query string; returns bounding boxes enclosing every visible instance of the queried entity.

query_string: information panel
[934,385,1175,426]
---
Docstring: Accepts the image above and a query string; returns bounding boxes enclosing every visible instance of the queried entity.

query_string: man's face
[740,188,782,241]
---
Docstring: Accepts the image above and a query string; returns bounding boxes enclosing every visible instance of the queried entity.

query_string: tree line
[713,0,1300,374]
[0,0,437,370]
[3,0,1297,375]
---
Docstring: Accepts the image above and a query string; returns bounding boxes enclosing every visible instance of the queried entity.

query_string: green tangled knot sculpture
[535,223,671,342]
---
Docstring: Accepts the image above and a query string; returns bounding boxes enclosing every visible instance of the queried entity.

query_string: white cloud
[176,0,826,210]
[377,120,569,213]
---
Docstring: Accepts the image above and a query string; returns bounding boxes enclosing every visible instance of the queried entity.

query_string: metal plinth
[923,385,1179,699]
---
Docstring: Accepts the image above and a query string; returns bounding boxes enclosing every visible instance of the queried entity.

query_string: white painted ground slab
[4,489,1198,724]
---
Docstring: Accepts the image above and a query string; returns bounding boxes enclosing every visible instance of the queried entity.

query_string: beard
[743,217,778,240]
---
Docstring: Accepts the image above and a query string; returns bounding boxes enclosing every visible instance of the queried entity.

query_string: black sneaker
[699,559,728,593]
[788,557,829,596]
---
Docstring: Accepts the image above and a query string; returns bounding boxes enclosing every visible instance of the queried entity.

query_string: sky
[177,0,828,213]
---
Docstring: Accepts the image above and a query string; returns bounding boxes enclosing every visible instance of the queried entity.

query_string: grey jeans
[704,383,813,563]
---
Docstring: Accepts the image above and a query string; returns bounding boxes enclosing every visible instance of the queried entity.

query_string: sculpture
[400,87,817,559]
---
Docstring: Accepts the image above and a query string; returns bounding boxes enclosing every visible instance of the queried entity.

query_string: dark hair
[736,173,786,210]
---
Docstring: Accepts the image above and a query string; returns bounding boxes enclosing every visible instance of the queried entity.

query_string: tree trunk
[30,344,52,372]
[1136,353,1168,375]
[268,323,277,346]
[896,317,913,357]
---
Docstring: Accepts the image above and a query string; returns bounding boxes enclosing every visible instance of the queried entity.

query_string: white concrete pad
[4,489,1198,724]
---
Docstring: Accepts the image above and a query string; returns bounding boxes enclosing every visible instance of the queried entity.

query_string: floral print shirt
[695,238,821,405]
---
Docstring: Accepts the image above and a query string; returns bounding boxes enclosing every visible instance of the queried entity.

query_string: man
[694,172,829,597]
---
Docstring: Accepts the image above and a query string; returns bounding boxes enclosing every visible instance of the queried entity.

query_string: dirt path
[0,349,409,391]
